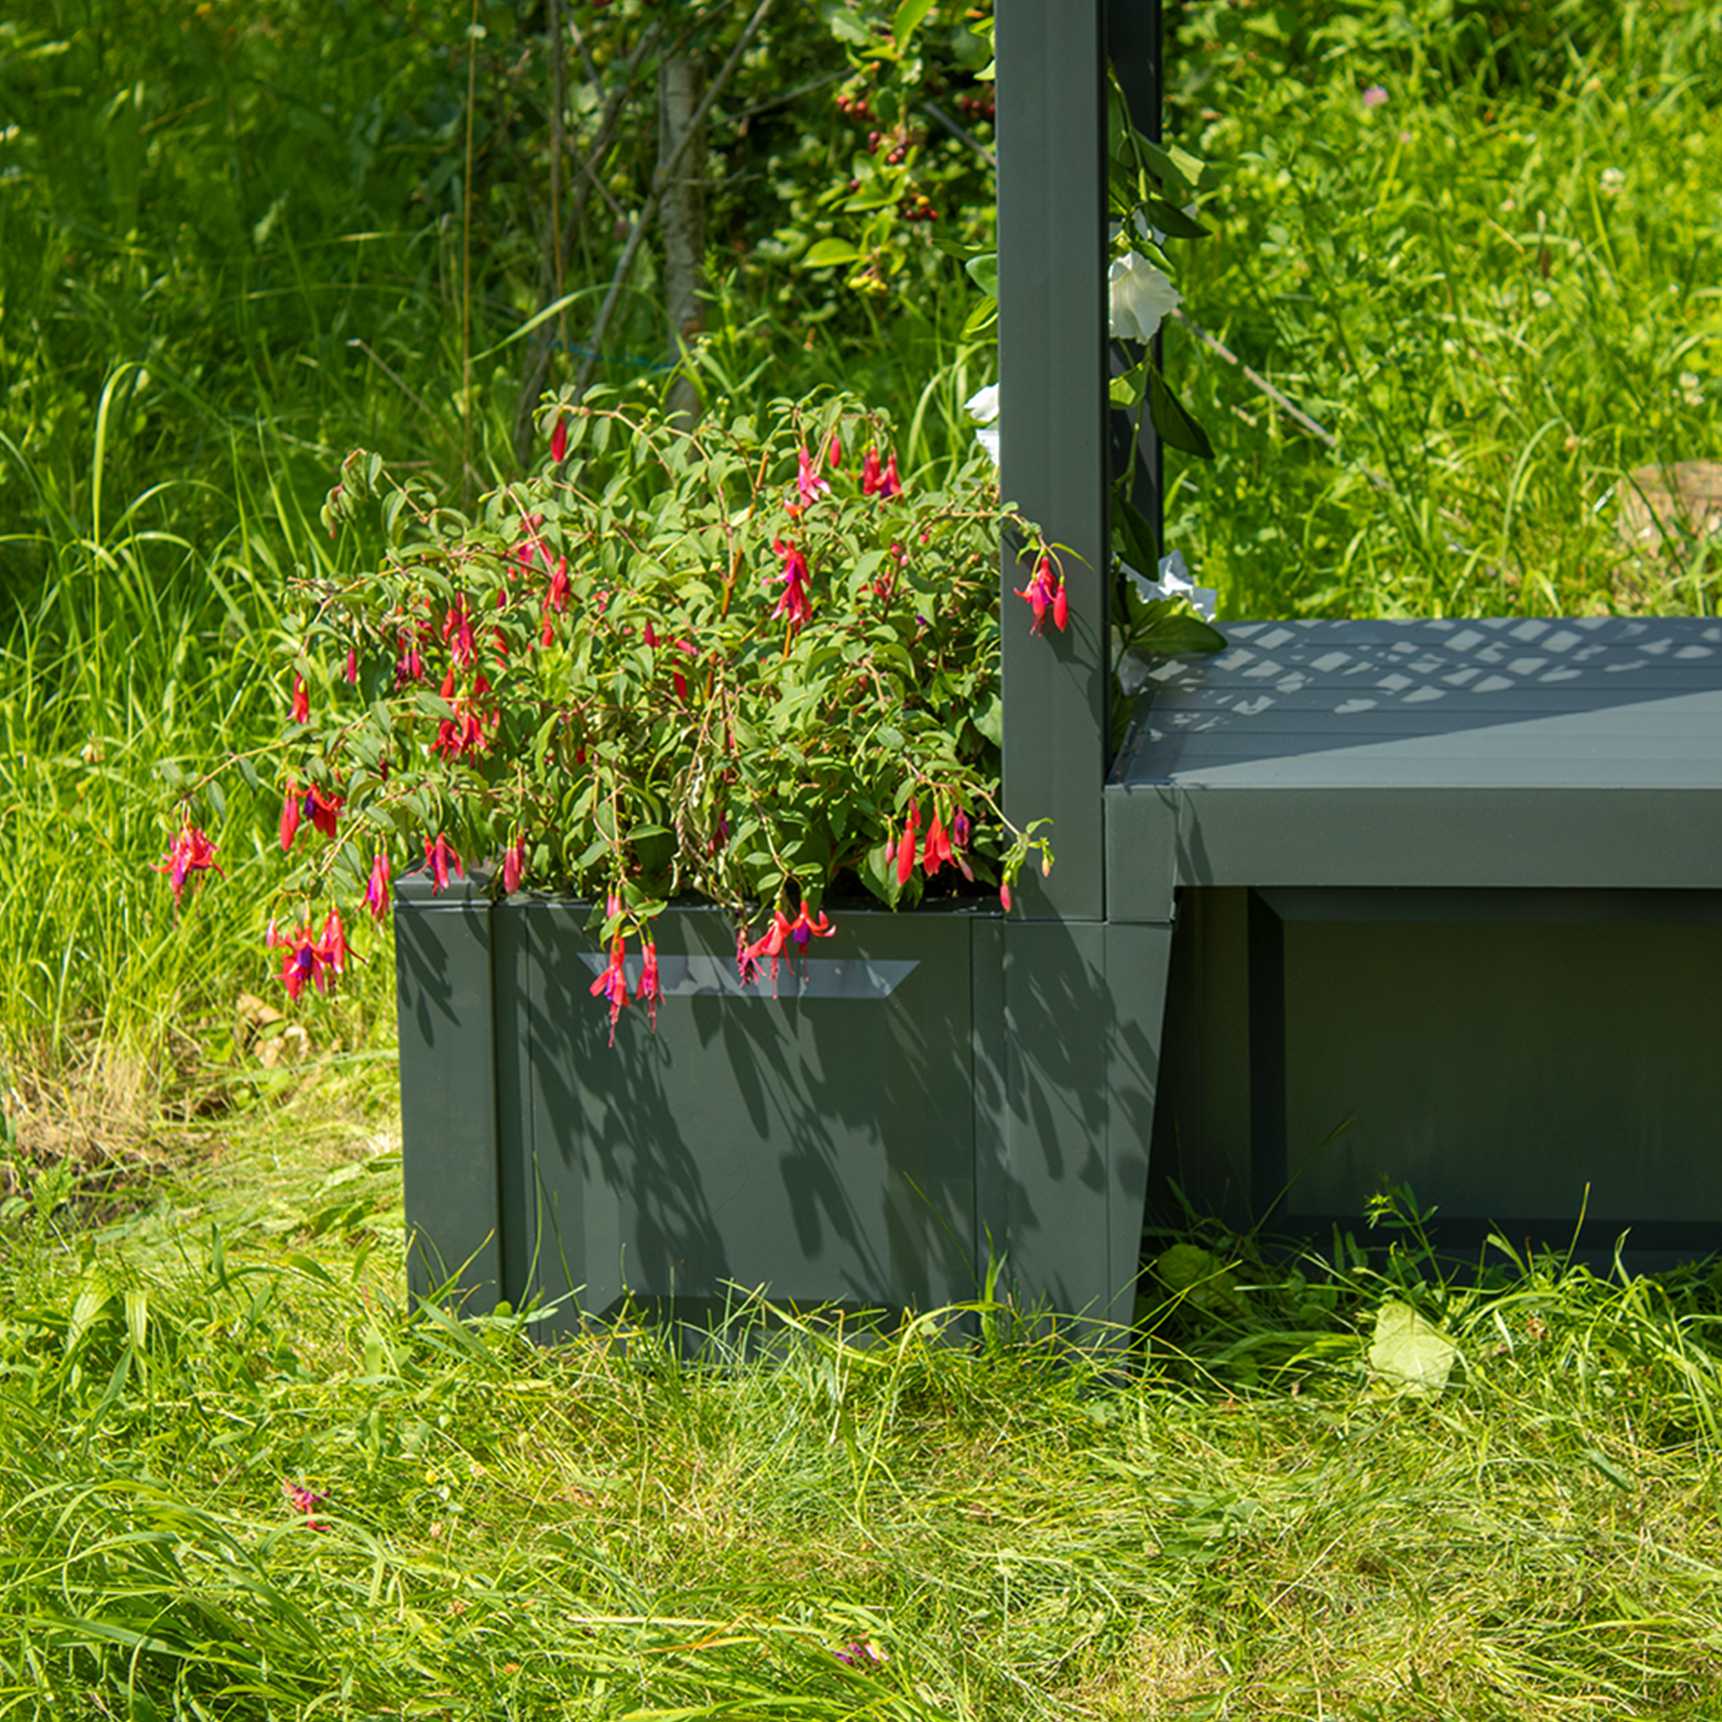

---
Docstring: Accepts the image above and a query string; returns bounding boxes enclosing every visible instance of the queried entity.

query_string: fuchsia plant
[159,392,1058,1038]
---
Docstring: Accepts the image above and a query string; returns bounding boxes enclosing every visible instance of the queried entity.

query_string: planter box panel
[515,904,983,1323]
[1153,887,1722,1253]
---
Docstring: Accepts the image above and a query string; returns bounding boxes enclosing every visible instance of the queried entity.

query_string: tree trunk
[657,46,706,423]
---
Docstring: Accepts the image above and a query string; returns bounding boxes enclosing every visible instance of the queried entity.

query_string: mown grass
[5,1072,1722,1718]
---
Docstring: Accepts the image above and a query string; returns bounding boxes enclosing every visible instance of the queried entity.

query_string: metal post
[997,0,1109,923]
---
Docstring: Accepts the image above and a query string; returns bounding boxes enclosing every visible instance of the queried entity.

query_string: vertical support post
[997,0,1109,923]
[1107,0,1165,558]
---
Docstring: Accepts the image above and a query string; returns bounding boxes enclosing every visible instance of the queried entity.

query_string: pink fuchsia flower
[790,901,835,950]
[283,1479,329,1532]
[742,909,796,988]
[442,599,476,669]
[423,833,463,894]
[304,783,342,840]
[1362,84,1388,109]
[952,808,971,849]
[546,555,570,614]
[502,840,524,895]
[153,823,223,905]
[344,647,358,686]
[589,934,630,1043]
[922,812,952,878]
[797,445,830,507]
[319,907,349,975]
[364,850,392,920]
[550,415,569,463]
[896,801,920,886]
[1014,555,1064,636]
[279,783,302,853]
[771,538,813,630]
[269,922,335,1003]
[834,1640,888,1668]
[290,674,309,724]
[1000,881,1014,913]
[860,446,884,495]
[639,938,662,1029]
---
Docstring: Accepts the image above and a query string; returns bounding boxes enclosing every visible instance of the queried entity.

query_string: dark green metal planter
[396,878,1170,1328]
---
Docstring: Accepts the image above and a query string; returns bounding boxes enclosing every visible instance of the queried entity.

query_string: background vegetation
[2,5,1721,1709]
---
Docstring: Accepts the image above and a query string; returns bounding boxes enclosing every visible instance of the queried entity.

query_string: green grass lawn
[5,1067,1722,1718]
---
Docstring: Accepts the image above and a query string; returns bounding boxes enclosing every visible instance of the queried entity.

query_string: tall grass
[3,0,1719,1077]
[1168,0,1722,617]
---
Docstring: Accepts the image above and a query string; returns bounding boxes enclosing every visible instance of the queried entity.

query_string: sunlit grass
[3,1074,1722,1717]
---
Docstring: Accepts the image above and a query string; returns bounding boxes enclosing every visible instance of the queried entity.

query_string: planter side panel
[513,905,981,1326]
[395,892,504,1311]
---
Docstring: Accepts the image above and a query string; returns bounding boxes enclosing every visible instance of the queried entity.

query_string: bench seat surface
[1105,617,1722,913]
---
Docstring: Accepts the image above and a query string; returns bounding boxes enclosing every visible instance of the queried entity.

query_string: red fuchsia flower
[771,538,813,630]
[503,840,524,895]
[742,909,797,988]
[269,922,335,1003]
[639,937,662,1029]
[790,901,835,950]
[423,833,463,894]
[550,415,569,463]
[291,674,309,724]
[896,801,921,886]
[319,907,349,975]
[304,783,342,840]
[1000,881,1014,913]
[922,812,953,878]
[365,850,392,920]
[1014,555,1064,636]
[827,431,843,468]
[279,783,302,853]
[546,556,570,613]
[878,452,903,499]
[797,444,830,507]
[283,1480,329,1531]
[834,1640,888,1669]
[861,446,884,495]
[442,599,476,668]
[395,640,424,687]
[153,823,223,905]
[344,647,358,686]
[643,620,658,649]
[589,934,630,1044]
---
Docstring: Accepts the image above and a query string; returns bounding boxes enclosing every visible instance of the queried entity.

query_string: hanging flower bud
[503,840,524,895]
[364,850,392,920]
[550,415,569,464]
[279,783,301,853]
[291,674,309,724]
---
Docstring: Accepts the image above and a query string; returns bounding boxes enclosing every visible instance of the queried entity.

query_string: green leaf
[1368,1300,1458,1396]
[964,251,998,296]
[1114,495,1160,573]
[1147,366,1214,460]
[802,238,862,269]
[961,294,999,338]
[1130,611,1226,656]
[1145,195,1210,240]
[893,0,937,45]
